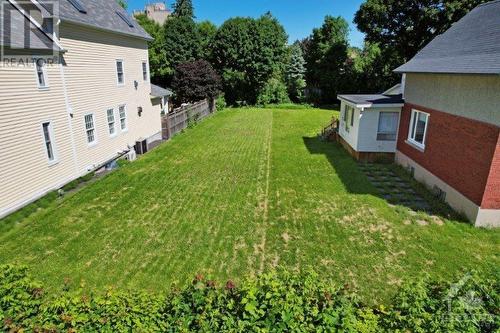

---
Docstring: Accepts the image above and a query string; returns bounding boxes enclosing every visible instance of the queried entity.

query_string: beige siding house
[0,0,164,218]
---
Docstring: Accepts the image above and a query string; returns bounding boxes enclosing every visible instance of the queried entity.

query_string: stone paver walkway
[358,163,433,213]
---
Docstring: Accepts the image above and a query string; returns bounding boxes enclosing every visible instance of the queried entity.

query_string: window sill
[38,86,50,91]
[87,142,98,148]
[121,128,128,133]
[405,139,425,152]
[47,160,59,167]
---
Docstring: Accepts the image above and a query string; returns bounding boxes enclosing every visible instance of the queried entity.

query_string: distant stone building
[133,2,170,25]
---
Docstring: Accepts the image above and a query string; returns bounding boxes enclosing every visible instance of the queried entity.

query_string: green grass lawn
[0,107,498,303]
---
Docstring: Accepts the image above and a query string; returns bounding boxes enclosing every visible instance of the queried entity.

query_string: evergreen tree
[172,0,194,19]
[285,43,306,102]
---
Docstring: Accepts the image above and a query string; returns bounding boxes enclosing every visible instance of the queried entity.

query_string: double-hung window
[116,60,124,85]
[142,61,148,81]
[107,108,116,136]
[377,112,399,141]
[42,122,56,163]
[119,105,127,131]
[84,114,96,144]
[35,59,48,88]
[408,109,430,149]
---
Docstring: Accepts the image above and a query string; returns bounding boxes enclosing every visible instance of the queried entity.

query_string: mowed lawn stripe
[0,107,498,303]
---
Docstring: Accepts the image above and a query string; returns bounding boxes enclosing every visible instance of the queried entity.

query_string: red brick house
[338,0,499,227]
[394,0,499,227]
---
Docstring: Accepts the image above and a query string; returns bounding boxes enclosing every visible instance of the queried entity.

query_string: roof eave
[337,95,404,109]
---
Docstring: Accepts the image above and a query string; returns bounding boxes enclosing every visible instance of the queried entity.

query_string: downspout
[57,20,80,178]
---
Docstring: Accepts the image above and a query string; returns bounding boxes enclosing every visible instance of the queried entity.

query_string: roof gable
[395,0,500,75]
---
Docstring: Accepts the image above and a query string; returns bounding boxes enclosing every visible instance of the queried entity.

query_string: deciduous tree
[304,16,349,104]
[211,13,288,105]
[172,60,221,105]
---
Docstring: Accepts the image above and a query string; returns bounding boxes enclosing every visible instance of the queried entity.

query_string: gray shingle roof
[395,0,500,74]
[39,0,152,40]
[337,94,404,107]
[1,1,63,51]
[150,84,173,97]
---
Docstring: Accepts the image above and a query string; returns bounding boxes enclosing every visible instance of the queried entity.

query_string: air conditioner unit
[135,139,148,155]
[124,149,137,161]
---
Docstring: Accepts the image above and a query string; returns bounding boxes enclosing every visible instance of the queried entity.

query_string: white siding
[357,108,401,153]
[59,22,161,173]
[338,101,360,151]
[0,61,77,217]
[0,23,162,218]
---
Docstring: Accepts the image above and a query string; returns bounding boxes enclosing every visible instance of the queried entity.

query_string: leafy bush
[216,95,227,111]
[0,265,497,332]
[256,78,291,106]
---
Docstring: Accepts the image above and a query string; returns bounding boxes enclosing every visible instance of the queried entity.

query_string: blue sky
[127,0,366,47]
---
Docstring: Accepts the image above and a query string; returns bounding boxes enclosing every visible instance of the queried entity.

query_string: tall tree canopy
[162,17,202,83]
[172,0,194,18]
[198,21,218,60]
[134,14,167,84]
[211,13,288,105]
[354,0,488,86]
[304,16,349,104]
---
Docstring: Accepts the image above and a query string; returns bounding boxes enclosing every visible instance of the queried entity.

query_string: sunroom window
[377,112,399,141]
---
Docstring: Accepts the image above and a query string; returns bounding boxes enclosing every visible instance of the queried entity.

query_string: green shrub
[257,78,291,106]
[216,95,227,111]
[0,265,497,332]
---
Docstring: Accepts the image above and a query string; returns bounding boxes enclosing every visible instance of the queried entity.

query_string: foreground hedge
[0,265,498,332]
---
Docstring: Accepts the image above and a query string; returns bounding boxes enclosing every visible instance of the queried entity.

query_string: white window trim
[407,109,430,150]
[34,58,49,89]
[106,108,117,138]
[84,113,98,147]
[116,59,125,86]
[118,104,128,132]
[40,121,58,166]
[142,60,148,82]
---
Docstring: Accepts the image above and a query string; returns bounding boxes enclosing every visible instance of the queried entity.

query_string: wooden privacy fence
[161,99,213,140]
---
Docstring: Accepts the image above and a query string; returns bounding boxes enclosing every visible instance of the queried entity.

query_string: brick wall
[482,133,500,209]
[397,103,500,207]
